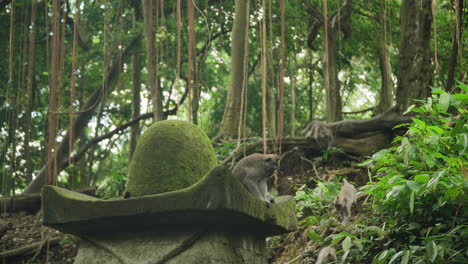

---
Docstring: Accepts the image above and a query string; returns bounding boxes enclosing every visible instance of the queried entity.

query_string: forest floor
[0,212,78,264]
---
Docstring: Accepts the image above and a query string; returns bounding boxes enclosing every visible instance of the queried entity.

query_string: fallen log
[0,187,96,213]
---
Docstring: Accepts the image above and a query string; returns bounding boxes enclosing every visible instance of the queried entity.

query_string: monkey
[315,246,337,264]
[303,120,333,149]
[232,153,279,205]
[335,178,357,225]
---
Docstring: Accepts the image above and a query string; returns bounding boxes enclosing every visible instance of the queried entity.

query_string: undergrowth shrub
[361,86,467,263]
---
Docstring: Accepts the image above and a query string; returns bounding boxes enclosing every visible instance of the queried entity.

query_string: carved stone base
[74,227,267,264]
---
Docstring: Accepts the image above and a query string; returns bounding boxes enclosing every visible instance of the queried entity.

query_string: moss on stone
[125,120,217,196]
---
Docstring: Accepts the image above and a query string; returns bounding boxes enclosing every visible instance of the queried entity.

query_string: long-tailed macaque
[335,178,357,224]
[232,153,279,205]
[315,246,337,264]
[303,120,333,149]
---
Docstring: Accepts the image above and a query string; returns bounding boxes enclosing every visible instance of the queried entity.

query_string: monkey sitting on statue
[335,178,357,225]
[232,153,279,206]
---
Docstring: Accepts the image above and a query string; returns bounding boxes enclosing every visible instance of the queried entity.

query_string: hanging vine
[69,0,80,187]
[260,0,268,154]
[47,0,61,186]
[24,0,38,184]
[277,0,286,153]
[187,0,196,123]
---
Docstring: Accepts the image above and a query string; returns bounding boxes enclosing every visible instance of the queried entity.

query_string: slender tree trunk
[47,0,61,185]
[218,0,250,139]
[130,38,142,162]
[142,0,164,121]
[265,0,276,139]
[130,9,142,162]
[377,0,394,113]
[379,52,394,112]
[188,0,199,124]
[307,0,351,122]
[323,30,342,122]
[266,82,277,138]
[24,0,37,185]
[396,0,433,112]
[445,0,463,92]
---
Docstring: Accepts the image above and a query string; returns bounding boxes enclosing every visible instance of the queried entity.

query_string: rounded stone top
[125,120,217,196]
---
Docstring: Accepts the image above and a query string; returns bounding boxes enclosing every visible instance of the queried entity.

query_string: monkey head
[261,154,279,177]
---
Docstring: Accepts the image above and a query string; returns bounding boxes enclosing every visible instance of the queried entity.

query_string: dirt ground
[0,212,78,264]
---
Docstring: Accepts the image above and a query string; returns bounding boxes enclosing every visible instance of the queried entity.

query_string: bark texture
[218,0,250,139]
[396,0,433,112]
[307,0,352,122]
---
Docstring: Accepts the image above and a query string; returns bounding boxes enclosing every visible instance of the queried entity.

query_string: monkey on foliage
[315,246,337,264]
[232,153,279,206]
[335,178,357,225]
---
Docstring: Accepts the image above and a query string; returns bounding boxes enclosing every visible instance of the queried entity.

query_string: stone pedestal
[42,121,297,264]
[74,228,268,264]
[42,166,297,264]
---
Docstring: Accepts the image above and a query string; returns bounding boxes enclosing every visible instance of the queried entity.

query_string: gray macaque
[232,153,279,205]
[303,120,333,149]
[335,178,357,224]
[315,246,337,264]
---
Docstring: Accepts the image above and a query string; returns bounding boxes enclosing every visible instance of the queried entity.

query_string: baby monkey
[315,246,337,264]
[232,153,279,205]
[335,178,357,224]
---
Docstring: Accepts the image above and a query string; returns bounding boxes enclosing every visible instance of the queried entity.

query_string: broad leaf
[439,92,450,112]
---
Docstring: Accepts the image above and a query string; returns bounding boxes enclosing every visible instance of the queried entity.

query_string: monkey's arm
[243,179,266,201]
[259,180,275,203]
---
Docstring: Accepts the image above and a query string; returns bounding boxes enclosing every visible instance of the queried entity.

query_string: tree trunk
[218,0,250,139]
[307,0,351,122]
[445,0,463,92]
[323,31,342,122]
[187,0,199,124]
[396,0,433,112]
[142,0,164,121]
[266,83,277,138]
[129,40,142,163]
[378,49,394,112]
[23,34,142,194]
[377,0,394,113]
[24,0,37,185]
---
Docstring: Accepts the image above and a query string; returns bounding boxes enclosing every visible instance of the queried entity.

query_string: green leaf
[457,81,468,92]
[431,88,444,94]
[427,126,444,135]
[412,118,426,129]
[341,250,350,261]
[401,250,409,264]
[342,236,352,252]
[389,251,405,264]
[307,230,322,242]
[407,181,422,192]
[424,153,437,168]
[427,170,445,190]
[452,93,468,101]
[379,250,389,261]
[414,174,430,184]
[427,241,438,263]
[409,191,415,214]
[353,239,364,250]
[439,93,451,112]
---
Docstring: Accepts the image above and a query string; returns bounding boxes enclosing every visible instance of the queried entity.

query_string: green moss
[125,120,217,196]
